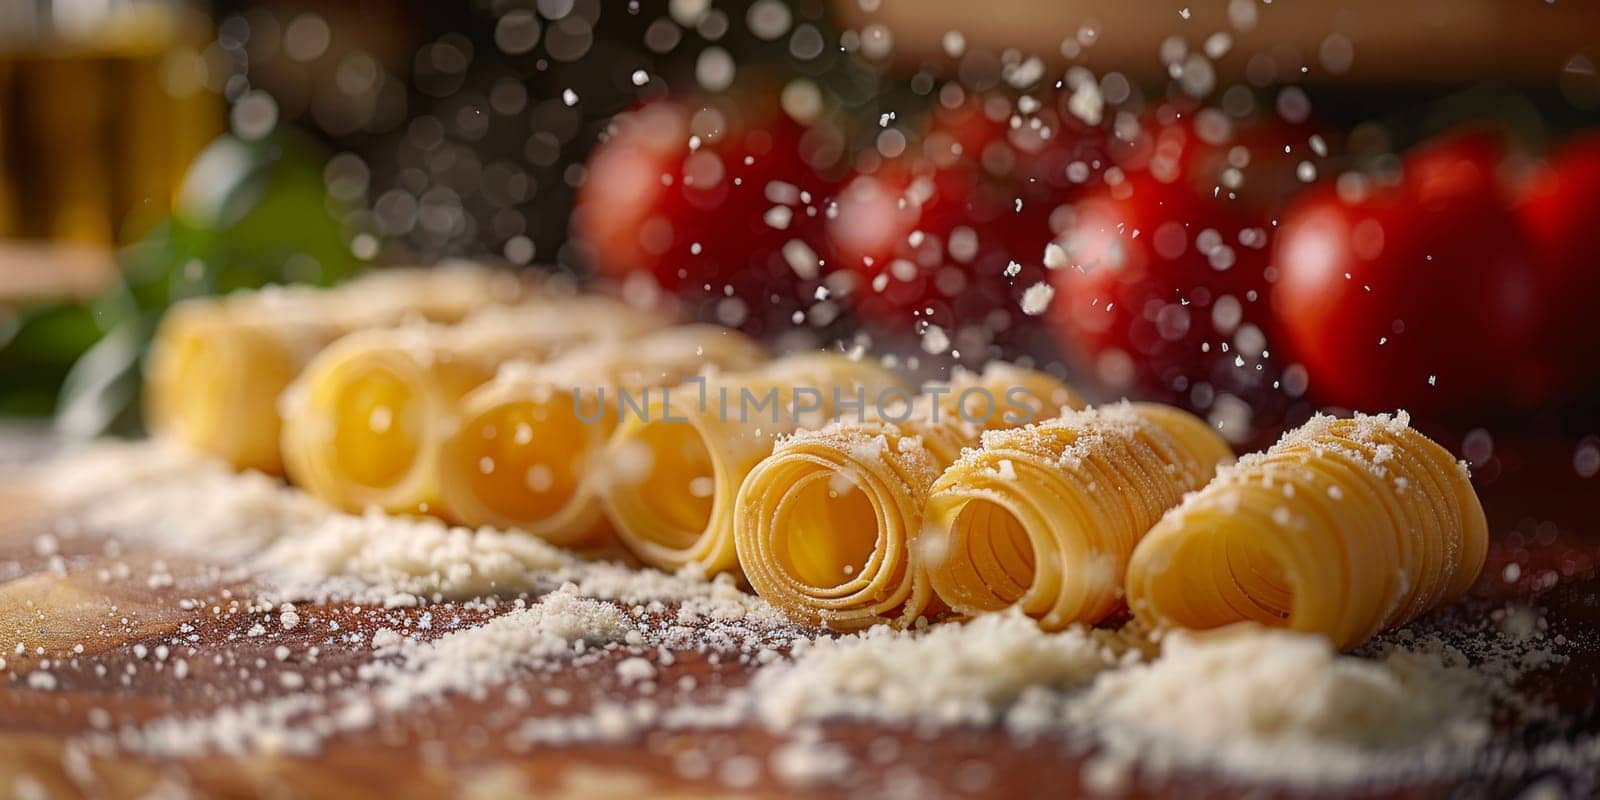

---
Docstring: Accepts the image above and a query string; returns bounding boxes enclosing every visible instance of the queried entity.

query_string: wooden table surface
[0,428,1596,799]
[834,0,1600,85]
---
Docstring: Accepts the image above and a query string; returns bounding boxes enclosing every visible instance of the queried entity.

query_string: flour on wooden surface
[25,440,1592,790]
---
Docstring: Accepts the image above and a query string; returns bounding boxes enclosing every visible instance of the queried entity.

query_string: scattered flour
[769,734,856,787]
[753,610,1143,730]
[1077,624,1498,786]
[31,440,322,560]
[133,586,635,757]
[37,444,788,620]
[257,509,575,605]
[33,439,215,507]
[25,440,1593,791]
[365,586,634,711]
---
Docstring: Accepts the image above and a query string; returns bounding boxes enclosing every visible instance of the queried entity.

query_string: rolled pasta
[1125,412,1488,650]
[144,265,533,473]
[280,296,669,516]
[145,300,335,475]
[438,325,768,545]
[600,352,908,575]
[923,402,1233,630]
[734,364,1085,629]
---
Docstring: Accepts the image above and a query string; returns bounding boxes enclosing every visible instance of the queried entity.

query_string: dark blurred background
[1,0,1597,451]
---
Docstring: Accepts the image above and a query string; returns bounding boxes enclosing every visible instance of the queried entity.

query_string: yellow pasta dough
[600,352,908,575]
[280,296,669,516]
[923,402,1233,630]
[144,265,534,473]
[733,364,1085,629]
[438,325,768,545]
[1124,412,1488,650]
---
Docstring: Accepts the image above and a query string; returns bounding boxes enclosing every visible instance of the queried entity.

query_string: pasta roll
[336,263,538,325]
[1125,412,1488,650]
[145,300,338,474]
[734,365,1085,629]
[923,402,1233,630]
[280,297,668,516]
[890,364,1087,464]
[438,325,768,545]
[601,352,908,575]
[144,265,533,473]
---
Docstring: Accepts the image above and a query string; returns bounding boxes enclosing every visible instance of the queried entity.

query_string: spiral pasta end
[1126,411,1489,650]
[923,402,1231,630]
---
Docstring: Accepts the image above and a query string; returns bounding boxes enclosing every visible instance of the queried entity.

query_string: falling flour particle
[782,239,821,280]
[1043,242,1069,269]
[1005,56,1046,89]
[688,476,715,498]
[1020,282,1055,316]
[526,464,554,493]
[764,205,794,230]
[941,30,965,58]
[1067,80,1104,125]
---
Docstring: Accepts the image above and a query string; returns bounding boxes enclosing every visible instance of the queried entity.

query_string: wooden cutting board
[0,430,1596,799]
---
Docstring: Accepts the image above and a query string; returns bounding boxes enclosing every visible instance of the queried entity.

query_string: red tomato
[1273,133,1546,414]
[1404,128,1508,192]
[828,101,1107,353]
[920,98,1012,170]
[1107,103,1217,182]
[573,98,841,335]
[830,163,1060,352]
[1112,104,1334,213]
[921,96,1110,183]
[1047,171,1273,399]
[1515,133,1600,396]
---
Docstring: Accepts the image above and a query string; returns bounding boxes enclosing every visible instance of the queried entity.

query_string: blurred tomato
[1046,171,1273,401]
[1515,134,1600,396]
[919,98,1012,170]
[1108,104,1218,181]
[573,98,841,335]
[1405,128,1508,190]
[828,100,1106,355]
[829,164,1054,329]
[1273,133,1548,415]
[1111,104,1334,213]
